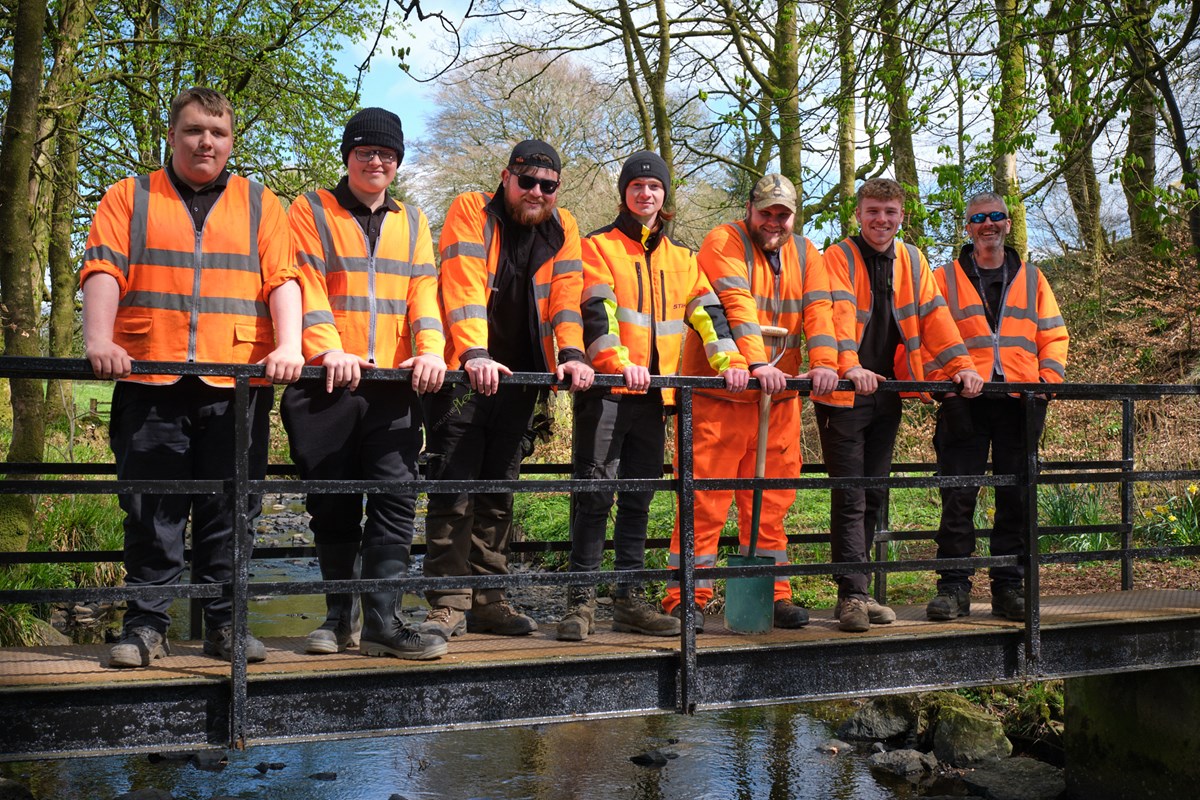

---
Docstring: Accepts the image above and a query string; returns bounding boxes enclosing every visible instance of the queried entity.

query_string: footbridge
[2,358,1199,760]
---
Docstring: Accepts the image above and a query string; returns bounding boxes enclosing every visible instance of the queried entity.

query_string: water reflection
[3,708,915,799]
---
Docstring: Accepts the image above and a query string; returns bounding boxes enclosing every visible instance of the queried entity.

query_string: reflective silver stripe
[668,553,718,568]
[331,296,409,315]
[405,203,421,267]
[1040,358,1065,377]
[129,175,151,271]
[754,295,805,313]
[410,315,444,335]
[997,335,1037,354]
[119,290,268,316]
[303,309,334,329]
[617,307,652,327]
[553,258,583,275]
[802,289,832,305]
[411,261,437,278]
[305,192,336,279]
[931,342,969,367]
[533,282,551,300]
[834,241,857,292]
[706,337,736,357]
[1002,303,1038,323]
[441,241,487,261]
[552,309,582,327]
[84,245,129,277]
[739,545,787,560]
[831,289,855,303]
[587,333,621,361]
[918,295,946,317]
[685,291,719,318]
[297,250,327,276]
[941,259,965,320]
[964,335,994,349]
[839,339,859,352]
[448,304,487,324]
[806,334,836,350]
[583,284,616,303]
[713,274,750,292]
[657,319,685,336]
[247,181,263,263]
[731,321,763,340]
[1038,315,1065,330]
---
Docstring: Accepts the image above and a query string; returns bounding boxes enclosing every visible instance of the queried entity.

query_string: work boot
[203,625,267,663]
[612,585,680,637]
[926,585,972,621]
[467,599,538,635]
[556,585,597,641]
[865,597,896,624]
[669,602,705,634]
[835,597,870,633]
[773,599,810,628]
[306,541,362,654]
[359,545,447,660]
[991,584,1026,621]
[109,625,170,668]
[421,605,467,640]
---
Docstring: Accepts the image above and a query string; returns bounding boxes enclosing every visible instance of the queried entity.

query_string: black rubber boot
[306,542,362,654]
[360,545,447,660]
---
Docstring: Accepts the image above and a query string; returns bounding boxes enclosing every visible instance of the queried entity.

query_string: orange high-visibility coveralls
[664,226,843,612]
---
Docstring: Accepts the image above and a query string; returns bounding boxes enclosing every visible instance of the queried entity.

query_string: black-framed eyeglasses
[353,148,398,163]
[514,174,560,194]
[968,211,1008,223]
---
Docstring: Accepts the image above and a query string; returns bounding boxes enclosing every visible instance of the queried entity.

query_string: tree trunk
[0,0,49,554]
[774,0,803,222]
[880,0,924,242]
[836,0,857,237]
[993,0,1029,258]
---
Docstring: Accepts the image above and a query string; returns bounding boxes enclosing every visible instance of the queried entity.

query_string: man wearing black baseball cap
[421,140,593,643]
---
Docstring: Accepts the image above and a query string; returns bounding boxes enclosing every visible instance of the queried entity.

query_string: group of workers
[81,89,1068,669]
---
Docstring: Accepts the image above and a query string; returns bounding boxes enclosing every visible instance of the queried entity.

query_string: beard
[750,225,790,253]
[506,192,555,227]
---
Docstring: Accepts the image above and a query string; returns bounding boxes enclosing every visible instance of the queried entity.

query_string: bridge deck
[4,589,1200,759]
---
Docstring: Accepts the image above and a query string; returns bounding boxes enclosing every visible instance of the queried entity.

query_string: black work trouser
[569,392,665,574]
[421,383,539,610]
[814,392,902,599]
[280,379,422,553]
[110,377,271,634]
[933,394,1048,590]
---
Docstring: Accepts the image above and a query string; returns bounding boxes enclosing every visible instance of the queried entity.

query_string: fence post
[228,375,252,749]
[676,385,698,715]
[1121,399,1135,590]
[1022,390,1041,669]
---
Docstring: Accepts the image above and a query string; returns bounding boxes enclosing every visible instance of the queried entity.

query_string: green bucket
[724,554,775,633]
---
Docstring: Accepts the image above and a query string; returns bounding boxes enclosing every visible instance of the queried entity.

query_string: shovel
[725,324,789,633]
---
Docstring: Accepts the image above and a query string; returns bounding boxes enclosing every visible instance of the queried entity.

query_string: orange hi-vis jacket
[684,222,840,404]
[80,170,297,387]
[926,255,1068,385]
[823,237,975,404]
[289,189,444,368]
[581,215,746,404]
[437,191,584,370]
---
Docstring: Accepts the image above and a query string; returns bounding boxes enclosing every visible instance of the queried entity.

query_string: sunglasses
[514,174,560,194]
[353,148,398,163]
[968,211,1008,224]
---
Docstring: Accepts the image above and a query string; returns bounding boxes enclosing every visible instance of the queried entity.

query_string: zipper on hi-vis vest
[188,228,203,362]
[363,226,379,364]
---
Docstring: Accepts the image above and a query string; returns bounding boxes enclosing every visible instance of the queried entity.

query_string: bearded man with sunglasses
[422,140,594,643]
[924,192,1068,623]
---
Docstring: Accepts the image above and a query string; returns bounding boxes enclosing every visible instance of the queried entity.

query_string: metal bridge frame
[2,357,1200,757]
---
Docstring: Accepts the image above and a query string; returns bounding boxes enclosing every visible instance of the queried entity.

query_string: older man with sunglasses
[924,191,1068,622]
[421,140,593,645]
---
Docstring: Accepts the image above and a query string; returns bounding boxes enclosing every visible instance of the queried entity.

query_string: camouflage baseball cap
[750,173,797,213]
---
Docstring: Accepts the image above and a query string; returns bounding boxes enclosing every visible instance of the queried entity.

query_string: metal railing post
[873,496,891,607]
[1022,390,1041,670]
[228,375,252,749]
[1121,399,1135,590]
[676,385,698,715]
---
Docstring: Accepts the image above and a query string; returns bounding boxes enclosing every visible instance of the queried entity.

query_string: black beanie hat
[618,151,670,199]
[341,107,405,165]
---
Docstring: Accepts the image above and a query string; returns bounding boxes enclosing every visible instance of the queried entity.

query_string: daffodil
[1169,515,1178,522]
[1189,484,1198,495]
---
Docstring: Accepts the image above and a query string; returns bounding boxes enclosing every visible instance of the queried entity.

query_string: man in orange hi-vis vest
[924,191,1068,623]
[281,108,447,661]
[661,173,839,632]
[81,87,304,668]
[420,140,594,646]
[819,178,983,633]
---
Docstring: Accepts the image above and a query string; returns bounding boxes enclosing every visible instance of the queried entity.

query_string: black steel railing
[3,356,1200,746]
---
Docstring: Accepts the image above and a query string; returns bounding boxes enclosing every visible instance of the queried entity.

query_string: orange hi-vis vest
[927,257,1068,385]
[437,191,584,370]
[290,190,444,368]
[686,222,840,404]
[80,170,297,386]
[581,218,745,404]
[824,237,975,403]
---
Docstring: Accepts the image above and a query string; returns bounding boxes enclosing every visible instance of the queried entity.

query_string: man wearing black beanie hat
[557,150,749,641]
[282,107,447,660]
[420,140,594,644]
